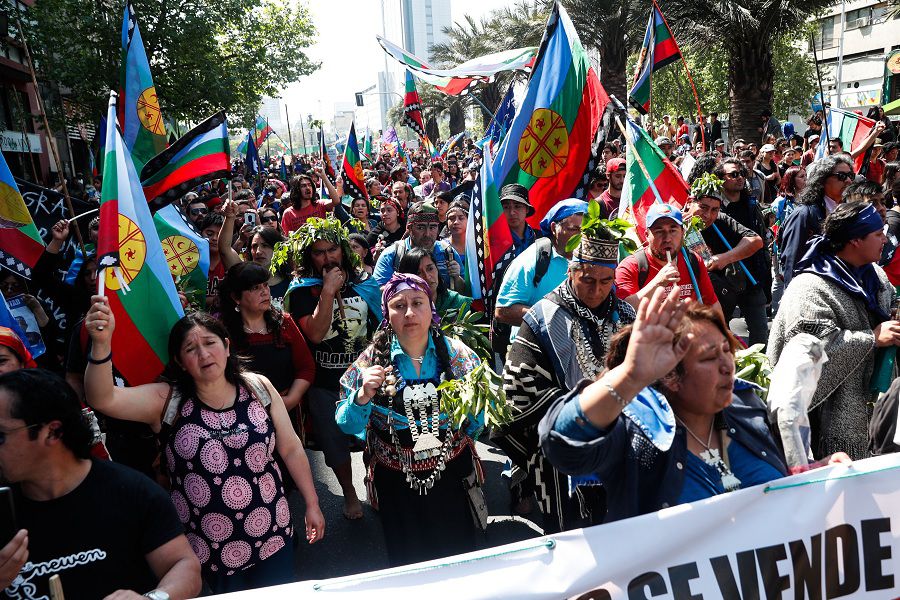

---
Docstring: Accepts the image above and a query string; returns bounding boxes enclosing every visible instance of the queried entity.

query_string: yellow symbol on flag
[161,235,199,277]
[105,215,146,291]
[889,52,900,75]
[137,87,165,135]
[0,181,31,229]
[518,108,569,178]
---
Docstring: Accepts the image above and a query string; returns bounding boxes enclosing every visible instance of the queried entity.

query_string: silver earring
[234,306,240,312]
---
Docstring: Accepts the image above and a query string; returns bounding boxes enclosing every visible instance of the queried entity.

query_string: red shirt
[281,200,329,234]
[866,159,885,185]
[615,249,718,305]
[598,189,620,219]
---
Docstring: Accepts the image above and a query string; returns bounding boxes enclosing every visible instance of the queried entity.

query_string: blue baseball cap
[645,204,683,229]
[540,199,588,235]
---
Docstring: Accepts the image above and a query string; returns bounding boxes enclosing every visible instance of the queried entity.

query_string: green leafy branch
[566,200,638,254]
[440,308,491,363]
[735,344,772,401]
[437,362,513,430]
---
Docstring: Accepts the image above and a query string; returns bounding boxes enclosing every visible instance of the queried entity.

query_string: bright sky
[279,0,509,131]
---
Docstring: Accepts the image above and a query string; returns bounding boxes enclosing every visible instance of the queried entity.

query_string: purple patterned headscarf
[380,272,440,328]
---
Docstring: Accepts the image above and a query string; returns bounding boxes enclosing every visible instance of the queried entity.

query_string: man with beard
[373,201,461,287]
[598,158,625,218]
[494,218,636,533]
[284,218,383,520]
[615,203,720,313]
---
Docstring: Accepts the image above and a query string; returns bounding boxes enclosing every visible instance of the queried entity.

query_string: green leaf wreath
[269,216,362,278]
[565,199,638,254]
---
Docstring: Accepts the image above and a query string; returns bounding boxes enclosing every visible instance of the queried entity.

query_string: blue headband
[540,199,588,235]
[837,204,883,241]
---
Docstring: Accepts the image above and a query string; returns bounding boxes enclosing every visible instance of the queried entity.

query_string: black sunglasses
[830,171,854,182]
[260,215,278,224]
[190,207,209,216]
[724,171,745,180]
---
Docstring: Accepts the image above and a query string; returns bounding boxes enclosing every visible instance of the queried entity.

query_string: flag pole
[809,33,832,154]
[285,106,295,156]
[614,112,703,302]
[16,14,87,256]
[652,0,705,150]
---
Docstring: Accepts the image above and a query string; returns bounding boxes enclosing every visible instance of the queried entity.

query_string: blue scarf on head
[795,222,888,323]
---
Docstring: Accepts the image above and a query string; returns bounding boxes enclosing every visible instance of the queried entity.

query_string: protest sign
[15,178,94,338]
[221,454,900,599]
[6,294,46,358]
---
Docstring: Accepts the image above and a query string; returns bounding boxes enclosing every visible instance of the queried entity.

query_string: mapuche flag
[0,152,44,279]
[154,204,210,309]
[484,2,609,290]
[119,1,167,173]
[401,70,428,140]
[98,93,184,386]
[628,1,682,115]
[340,122,368,200]
[618,118,689,241]
[140,111,231,212]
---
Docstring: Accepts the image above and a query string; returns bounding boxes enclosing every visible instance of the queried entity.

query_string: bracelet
[87,350,112,365]
[603,380,630,408]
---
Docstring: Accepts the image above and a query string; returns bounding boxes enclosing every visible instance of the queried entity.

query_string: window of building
[813,16,835,50]
[844,7,872,29]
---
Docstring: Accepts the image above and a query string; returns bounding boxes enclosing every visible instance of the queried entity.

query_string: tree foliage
[22,0,319,128]
[660,0,837,140]
[627,27,819,127]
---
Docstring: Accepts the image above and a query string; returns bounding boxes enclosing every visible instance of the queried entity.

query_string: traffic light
[355,93,364,107]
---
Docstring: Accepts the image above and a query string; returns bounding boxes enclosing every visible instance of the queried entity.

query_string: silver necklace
[676,415,742,492]
[243,323,268,335]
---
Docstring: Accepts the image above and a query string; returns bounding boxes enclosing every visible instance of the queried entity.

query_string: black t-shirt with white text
[4,460,183,600]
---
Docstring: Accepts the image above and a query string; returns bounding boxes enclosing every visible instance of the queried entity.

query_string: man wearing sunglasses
[0,370,200,599]
[778,155,856,287]
[185,197,209,227]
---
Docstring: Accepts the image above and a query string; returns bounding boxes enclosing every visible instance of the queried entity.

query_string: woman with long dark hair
[83,302,324,594]
[336,273,483,567]
[396,247,471,315]
[219,262,314,412]
[777,155,854,286]
[348,233,375,275]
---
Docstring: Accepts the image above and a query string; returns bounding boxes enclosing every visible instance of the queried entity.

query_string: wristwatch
[143,591,170,600]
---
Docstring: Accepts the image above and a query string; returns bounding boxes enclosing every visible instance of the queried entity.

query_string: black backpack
[490,237,553,358]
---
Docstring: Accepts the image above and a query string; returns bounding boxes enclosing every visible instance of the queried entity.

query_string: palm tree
[661,0,838,141]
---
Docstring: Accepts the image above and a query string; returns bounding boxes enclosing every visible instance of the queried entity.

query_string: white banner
[218,454,900,599]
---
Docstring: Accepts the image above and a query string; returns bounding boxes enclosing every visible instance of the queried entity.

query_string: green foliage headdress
[270,216,361,278]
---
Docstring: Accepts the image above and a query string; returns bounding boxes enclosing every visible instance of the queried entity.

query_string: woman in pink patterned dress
[83,302,325,594]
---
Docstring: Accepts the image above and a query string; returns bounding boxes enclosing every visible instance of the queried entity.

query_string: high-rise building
[376,0,452,132]
[258,96,285,137]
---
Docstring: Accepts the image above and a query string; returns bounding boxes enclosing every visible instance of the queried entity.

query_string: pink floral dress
[164,384,293,576]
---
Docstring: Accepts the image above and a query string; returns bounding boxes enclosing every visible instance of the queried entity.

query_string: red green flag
[140,111,231,212]
[619,118,689,241]
[628,1,683,115]
[0,152,44,279]
[119,2,167,173]
[98,94,184,386]
[402,70,428,140]
[484,2,609,291]
[340,122,368,200]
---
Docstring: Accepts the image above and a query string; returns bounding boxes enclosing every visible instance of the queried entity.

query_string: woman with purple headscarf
[336,273,484,566]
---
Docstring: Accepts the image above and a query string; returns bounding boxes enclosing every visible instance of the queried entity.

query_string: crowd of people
[1,104,899,598]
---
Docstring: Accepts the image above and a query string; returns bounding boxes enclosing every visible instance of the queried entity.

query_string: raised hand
[622,285,691,389]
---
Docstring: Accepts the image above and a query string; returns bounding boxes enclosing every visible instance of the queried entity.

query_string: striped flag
[402,70,428,140]
[377,35,537,96]
[119,2,167,172]
[628,1,683,115]
[0,152,44,279]
[617,118,689,241]
[98,93,184,386]
[340,122,368,200]
[154,204,210,309]
[814,107,876,171]
[139,111,230,211]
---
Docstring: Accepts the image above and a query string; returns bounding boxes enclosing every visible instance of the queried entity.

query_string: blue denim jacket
[538,380,788,523]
